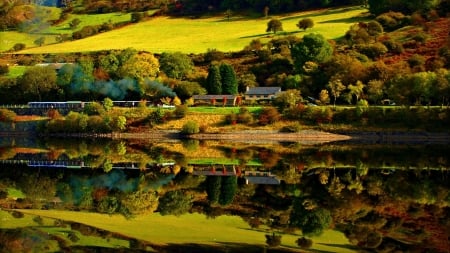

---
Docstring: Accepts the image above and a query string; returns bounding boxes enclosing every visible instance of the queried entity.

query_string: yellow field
[12,6,369,54]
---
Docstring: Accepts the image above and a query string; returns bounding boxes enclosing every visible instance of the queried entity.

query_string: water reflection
[0,137,449,252]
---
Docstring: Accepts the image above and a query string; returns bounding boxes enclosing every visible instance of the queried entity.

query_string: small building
[244,171,280,185]
[244,87,281,102]
[192,95,240,106]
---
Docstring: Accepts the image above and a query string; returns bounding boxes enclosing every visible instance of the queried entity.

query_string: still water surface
[0,137,449,252]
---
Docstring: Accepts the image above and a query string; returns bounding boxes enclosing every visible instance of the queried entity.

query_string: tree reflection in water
[0,138,449,252]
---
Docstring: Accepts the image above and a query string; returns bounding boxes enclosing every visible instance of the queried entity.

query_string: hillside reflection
[0,137,449,252]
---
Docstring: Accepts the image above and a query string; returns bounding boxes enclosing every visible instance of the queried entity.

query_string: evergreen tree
[206,64,222,94]
[220,63,238,95]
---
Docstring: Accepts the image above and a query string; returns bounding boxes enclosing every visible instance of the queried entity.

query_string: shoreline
[1,129,450,144]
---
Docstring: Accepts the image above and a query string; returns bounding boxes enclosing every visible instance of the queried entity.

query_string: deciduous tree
[266,19,283,34]
[159,52,194,79]
[297,18,314,30]
[19,66,58,101]
[291,33,333,72]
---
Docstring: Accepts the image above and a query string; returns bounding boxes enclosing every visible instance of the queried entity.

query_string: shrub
[358,43,388,59]
[83,102,105,115]
[408,54,425,68]
[204,49,225,63]
[382,39,404,54]
[279,122,301,132]
[237,107,254,124]
[174,104,188,118]
[258,107,280,125]
[181,121,199,134]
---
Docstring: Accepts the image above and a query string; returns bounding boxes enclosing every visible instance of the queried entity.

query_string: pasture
[16,209,356,252]
[11,6,369,54]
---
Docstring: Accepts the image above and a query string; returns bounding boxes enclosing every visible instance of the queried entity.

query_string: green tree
[98,53,120,78]
[103,97,114,111]
[265,233,282,247]
[206,64,222,94]
[297,18,314,30]
[19,66,58,101]
[291,33,333,72]
[158,190,193,216]
[34,37,45,47]
[69,18,81,29]
[266,19,283,34]
[206,176,221,204]
[290,199,332,237]
[159,52,194,79]
[173,81,206,100]
[219,176,238,206]
[219,63,238,95]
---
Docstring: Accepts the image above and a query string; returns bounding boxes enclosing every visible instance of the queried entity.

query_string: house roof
[192,95,237,100]
[244,176,280,185]
[245,87,281,95]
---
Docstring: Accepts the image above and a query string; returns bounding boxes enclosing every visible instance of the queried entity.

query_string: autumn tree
[266,19,283,34]
[327,76,345,107]
[119,52,159,82]
[274,89,302,110]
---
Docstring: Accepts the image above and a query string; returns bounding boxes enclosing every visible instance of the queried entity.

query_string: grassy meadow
[10,6,369,54]
[14,209,356,252]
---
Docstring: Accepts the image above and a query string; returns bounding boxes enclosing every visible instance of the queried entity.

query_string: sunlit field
[16,209,355,252]
[13,6,369,54]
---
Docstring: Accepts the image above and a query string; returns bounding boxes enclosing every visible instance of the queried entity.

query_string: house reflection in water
[192,165,280,185]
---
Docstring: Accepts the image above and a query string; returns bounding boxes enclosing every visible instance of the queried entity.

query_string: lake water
[0,137,449,252]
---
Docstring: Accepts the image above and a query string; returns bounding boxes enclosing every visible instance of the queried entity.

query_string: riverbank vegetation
[0,0,449,135]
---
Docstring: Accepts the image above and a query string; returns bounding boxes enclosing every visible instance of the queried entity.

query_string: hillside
[14,6,368,54]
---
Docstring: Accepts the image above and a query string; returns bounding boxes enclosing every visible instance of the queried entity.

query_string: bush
[181,121,199,134]
[408,54,425,68]
[358,43,388,59]
[279,122,301,132]
[174,104,188,118]
[258,107,280,125]
[382,39,404,54]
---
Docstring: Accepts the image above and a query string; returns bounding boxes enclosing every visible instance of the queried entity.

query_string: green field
[14,209,356,252]
[8,6,369,54]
